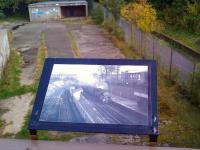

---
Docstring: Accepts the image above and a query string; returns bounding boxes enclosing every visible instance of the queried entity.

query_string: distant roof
[29,0,87,7]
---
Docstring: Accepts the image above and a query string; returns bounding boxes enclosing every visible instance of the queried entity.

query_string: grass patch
[16,110,85,141]
[15,110,31,139]
[37,131,85,141]
[35,32,48,82]
[102,19,138,59]
[67,31,81,58]
[103,22,200,148]
[100,18,138,59]
[0,33,47,137]
[0,108,8,136]
[157,70,200,148]
[7,31,13,44]
[106,33,139,59]
[0,49,35,100]
[0,15,27,23]
[16,33,47,139]
[162,25,200,52]
[91,4,104,25]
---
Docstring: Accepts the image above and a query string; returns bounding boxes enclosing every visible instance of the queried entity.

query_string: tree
[86,0,94,12]
[184,1,200,32]
[149,0,173,10]
[100,0,125,19]
[91,4,104,24]
[0,0,46,16]
[121,0,159,33]
[0,0,23,15]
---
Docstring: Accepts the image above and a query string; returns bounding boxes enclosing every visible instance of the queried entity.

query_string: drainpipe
[86,4,88,17]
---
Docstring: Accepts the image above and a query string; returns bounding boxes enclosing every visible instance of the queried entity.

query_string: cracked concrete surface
[0,93,34,135]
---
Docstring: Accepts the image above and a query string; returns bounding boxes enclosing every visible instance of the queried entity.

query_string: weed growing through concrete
[0,49,34,100]
[34,32,48,83]
[67,31,81,58]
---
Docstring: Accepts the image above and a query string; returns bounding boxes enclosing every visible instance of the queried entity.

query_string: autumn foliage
[121,1,159,33]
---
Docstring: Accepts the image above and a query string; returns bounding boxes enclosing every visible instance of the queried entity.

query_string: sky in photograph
[51,64,148,75]
[48,64,148,96]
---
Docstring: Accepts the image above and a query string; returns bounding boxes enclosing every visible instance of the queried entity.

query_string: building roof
[28,0,87,7]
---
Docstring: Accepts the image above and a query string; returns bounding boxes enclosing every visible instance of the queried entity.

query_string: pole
[140,31,143,57]
[30,129,38,140]
[169,47,173,80]
[149,135,158,146]
[190,63,196,98]
[153,37,155,60]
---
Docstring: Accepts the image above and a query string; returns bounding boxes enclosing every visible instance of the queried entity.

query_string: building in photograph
[28,0,88,21]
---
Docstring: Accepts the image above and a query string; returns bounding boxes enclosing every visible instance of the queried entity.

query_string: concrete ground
[44,22,73,58]
[11,22,46,86]
[0,139,192,150]
[11,21,75,85]
[0,18,126,142]
[73,25,124,59]
[0,93,34,135]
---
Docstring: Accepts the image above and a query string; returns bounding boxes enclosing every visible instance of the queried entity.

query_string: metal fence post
[140,31,143,57]
[190,63,196,98]
[169,47,173,80]
[152,37,155,60]
[131,23,133,48]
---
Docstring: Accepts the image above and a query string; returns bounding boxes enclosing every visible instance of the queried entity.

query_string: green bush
[103,18,124,40]
[0,10,5,18]
[100,0,124,20]
[113,23,124,41]
[91,5,104,25]
[184,2,200,32]
[103,19,114,32]
[159,0,200,32]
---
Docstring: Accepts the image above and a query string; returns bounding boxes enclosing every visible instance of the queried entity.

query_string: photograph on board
[39,64,149,125]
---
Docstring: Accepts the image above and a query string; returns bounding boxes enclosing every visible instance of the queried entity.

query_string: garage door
[61,6,86,17]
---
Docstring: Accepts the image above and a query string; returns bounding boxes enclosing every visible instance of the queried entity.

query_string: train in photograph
[81,85,112,104]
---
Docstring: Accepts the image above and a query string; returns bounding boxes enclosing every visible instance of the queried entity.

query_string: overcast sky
[51,64,148,75]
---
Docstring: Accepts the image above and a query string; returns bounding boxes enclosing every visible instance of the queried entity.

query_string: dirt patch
[0,93,34,135]
[20,48,38,85]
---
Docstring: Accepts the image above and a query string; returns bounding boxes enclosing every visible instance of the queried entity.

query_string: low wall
[0,30,10,78]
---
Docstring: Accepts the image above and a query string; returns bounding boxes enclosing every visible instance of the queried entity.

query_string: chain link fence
[97,3,199,95]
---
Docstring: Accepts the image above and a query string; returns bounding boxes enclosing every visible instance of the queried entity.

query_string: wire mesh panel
[145,35,155,59]
[156,41,172,71]
[141,32,151,58]
[172,50,195,82]
[118,18,132,45]
[133,28,142,54]
[94,3,199,90]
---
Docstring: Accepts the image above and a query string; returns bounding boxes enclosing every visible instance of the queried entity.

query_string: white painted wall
[0,30,10,78]
[29,6,61,22]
